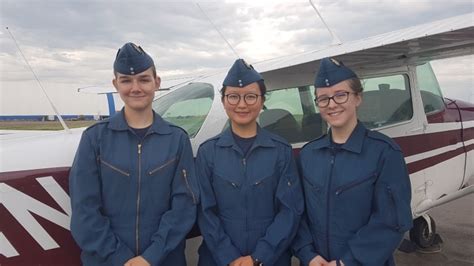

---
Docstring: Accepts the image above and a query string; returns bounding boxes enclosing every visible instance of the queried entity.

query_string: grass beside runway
[0,121,97,130]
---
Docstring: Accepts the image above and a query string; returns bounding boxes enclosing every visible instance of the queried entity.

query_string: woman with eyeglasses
[196,59,303,266]
[292,58,413,266]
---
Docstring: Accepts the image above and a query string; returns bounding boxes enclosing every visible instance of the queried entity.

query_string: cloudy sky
[0,0,473,115]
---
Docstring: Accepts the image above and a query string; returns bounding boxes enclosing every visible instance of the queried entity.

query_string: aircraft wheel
[409,215,436,248]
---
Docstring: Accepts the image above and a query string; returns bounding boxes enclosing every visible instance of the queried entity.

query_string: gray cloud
[1,0,472,110]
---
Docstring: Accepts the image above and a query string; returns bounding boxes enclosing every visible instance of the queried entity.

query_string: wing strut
[308,0,342,45]
[195,3,241,59]
[6,27,70,132]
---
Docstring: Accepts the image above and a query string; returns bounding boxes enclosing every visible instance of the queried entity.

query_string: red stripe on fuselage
[405,145,466,174]
[394,126,473,174]
[0,168,81,265]
[394,128,462,157]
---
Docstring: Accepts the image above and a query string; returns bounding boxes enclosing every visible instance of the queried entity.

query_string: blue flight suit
[293,122,412,266]
[197,127,304,266]
[69,110,199,266]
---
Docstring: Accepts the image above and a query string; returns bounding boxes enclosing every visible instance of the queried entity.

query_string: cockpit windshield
[153,82,214,138]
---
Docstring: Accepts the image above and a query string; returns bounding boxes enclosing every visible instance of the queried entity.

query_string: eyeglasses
[224,93,261,105]
[314,91,357,108]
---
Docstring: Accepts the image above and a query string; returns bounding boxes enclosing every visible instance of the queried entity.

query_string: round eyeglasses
[224,93,261,105]
[314,91,357,108]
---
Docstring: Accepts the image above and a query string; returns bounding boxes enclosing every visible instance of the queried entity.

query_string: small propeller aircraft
[1,12,473,265]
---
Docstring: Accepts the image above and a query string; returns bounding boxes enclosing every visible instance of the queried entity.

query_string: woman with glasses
[196,59,303,266]
[293,58,413,266]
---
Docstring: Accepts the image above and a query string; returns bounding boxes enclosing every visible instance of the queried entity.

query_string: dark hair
[220,80,267,100]
[113,65,157,78]
[346,78,363,94]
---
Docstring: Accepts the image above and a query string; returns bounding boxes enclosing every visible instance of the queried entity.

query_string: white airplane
[1,12,473,265]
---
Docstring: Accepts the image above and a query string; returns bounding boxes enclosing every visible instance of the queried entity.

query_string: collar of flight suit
[216,125,276,151]
[107,108,173,135]
[311,121,367,154]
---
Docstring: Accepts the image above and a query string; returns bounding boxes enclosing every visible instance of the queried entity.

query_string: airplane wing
[256,12,473,89]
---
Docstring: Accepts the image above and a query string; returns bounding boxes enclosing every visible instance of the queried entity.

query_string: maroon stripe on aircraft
[0,169,81,265]
[0,167,70,183]
[292,127,474,175]
[0,167,201,264]
[394,129,462,157]
[466,143,474,153]
[465,126,474,141]
[0,205,81,265]
[406,145,468,174]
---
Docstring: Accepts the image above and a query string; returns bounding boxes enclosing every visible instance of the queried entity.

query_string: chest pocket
[334,172,377,229]
[148,157,177,176]
[98,157,131,216]
[146,157,178,208]
[335,172,377,196]
[212,170,241,213]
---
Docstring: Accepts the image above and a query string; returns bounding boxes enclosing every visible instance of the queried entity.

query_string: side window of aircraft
[152,82,214,137]
[416,63,446,115]
[259,86,326,143]
[358,74,413,129]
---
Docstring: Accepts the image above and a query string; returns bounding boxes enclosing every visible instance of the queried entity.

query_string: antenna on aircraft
[5,27,70,132]
[195,3,241,58]
[308,0,342,45]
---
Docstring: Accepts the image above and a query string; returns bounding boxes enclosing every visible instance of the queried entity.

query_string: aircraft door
[414,63,466,200]
[357,71,427,210]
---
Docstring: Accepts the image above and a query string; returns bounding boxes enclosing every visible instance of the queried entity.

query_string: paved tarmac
[185,193,474,265]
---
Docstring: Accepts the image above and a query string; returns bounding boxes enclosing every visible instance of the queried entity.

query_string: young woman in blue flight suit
[293,58,413,266]
[196,59,304,266]
[69,43,198,266]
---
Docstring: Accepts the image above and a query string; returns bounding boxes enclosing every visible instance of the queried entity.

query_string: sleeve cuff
[252,248,270,265]
[296,245,318,266]
[141,242,163,266]
[110,242,135,265]
[341,248,358,266]
[217,247,242,266]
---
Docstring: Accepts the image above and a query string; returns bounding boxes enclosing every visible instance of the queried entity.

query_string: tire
[409,216,436,248]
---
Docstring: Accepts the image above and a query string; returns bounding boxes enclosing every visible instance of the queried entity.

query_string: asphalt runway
[184,193,474,266]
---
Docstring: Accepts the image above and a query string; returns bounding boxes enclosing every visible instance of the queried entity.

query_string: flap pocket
[99,157,130,177]
[335,172,376,195]
[148,157,177,176]
[214,170,241,188]
[253,172,275,186]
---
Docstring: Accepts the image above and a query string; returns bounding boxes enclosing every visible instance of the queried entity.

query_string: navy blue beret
[113,42,154,75]
[223,59,263,87]
[314,57,357,88]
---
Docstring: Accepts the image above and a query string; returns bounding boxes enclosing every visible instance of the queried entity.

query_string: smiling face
[222,82,264,131]
[112,67,160,113]
[315,80,361,131]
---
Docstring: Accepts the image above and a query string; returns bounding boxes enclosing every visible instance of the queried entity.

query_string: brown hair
[346,78,363,94]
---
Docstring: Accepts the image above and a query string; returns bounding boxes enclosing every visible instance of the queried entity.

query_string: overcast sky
[0,0,473,115]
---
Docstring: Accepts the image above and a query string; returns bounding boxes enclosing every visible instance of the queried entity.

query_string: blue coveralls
[196,127,304,266]
[69,110,198,266]
[293,122,412,266]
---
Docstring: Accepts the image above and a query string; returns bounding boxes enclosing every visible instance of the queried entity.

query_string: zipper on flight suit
[182,169,197,204]
[135,143,142,255]
[148,157,177,175]
[335,173,376,195]
[99,157,131,177]
[242,157,249,252]
[326,148,336,259]
[387,185,401,231]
